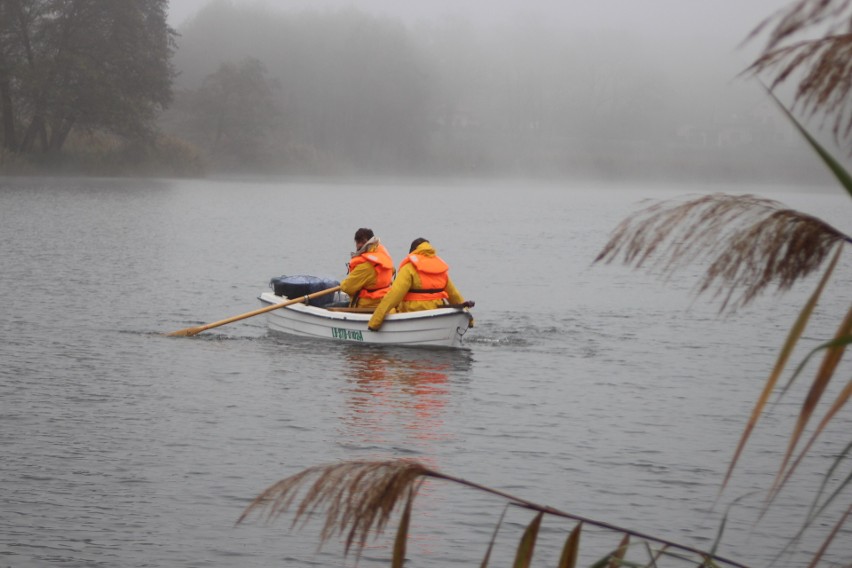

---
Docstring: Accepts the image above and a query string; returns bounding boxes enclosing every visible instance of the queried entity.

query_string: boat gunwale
[258,292,472,323]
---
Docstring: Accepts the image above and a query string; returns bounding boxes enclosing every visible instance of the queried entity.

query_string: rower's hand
[462,300,475,309]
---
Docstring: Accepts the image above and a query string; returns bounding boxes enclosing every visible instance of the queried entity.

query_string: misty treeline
[0,0,199,173]
[166,2,762,177]
[0,1,827,178]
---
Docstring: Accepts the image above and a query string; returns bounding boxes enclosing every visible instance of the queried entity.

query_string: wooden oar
[167,285,342,337]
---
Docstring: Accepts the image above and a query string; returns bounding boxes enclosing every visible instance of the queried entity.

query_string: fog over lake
[159,0,843,182]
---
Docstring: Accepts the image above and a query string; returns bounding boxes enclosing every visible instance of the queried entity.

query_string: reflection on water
[339,346,473,448]
[336,346,476,562]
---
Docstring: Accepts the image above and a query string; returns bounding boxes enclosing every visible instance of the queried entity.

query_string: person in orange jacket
[368,238,474,331]
[340,228,395,309]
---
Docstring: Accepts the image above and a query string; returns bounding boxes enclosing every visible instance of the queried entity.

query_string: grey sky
[168,1,779,46]
[167,1,786,82]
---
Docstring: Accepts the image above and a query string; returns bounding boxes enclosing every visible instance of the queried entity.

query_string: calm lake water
[1,176,850,567]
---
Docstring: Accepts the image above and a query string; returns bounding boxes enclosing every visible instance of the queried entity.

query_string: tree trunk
[19,113,44,153]
[0,6,17,152]
[48,117,74,153]
[212,110,225,156]
[0,76,15,151]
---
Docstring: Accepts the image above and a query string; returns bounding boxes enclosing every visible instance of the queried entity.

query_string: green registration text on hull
[331,328,364,341]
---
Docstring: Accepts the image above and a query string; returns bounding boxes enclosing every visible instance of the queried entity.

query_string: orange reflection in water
[340,346,472,445]
[338,346,474,560]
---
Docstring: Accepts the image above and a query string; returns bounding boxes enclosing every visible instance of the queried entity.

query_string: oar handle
[167,286,342,337]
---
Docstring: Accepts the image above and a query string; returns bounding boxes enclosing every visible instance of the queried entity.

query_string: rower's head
[354,228,374,249]
[409,238,429,253]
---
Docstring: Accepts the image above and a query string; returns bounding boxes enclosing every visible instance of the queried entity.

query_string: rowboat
[257,290,474,348]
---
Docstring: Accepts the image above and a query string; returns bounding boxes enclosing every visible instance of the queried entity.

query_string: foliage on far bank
[0,131,205,178]
[162,2,828,180]
[0,0,175,161]
[164,5,433,176]
[3,0,848,179]
[160,58,281,172]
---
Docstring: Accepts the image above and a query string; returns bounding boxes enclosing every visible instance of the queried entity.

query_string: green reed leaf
[642,541,665,568]
[557,523,582,568]
[765,85,852,200]
[711,492,758,557]
[609,533,630,568]
[807,440,852,523]
[770,303,852,501]
[771,442,852,565]
[480,503,509,568]
[722,244,842,492]
[781,335,852,397]
[774,384,852,510]
[807,503,852,568]
[513,511,543,568]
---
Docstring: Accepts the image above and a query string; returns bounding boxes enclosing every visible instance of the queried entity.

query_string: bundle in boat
[270,275,342,307]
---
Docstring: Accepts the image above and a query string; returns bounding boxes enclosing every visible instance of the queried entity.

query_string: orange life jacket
[348,244,394,300]
[400,253,450,302]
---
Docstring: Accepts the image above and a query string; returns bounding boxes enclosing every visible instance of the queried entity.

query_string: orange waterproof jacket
[346,243,394,300]
[398,253,450,302]
[367,242,467,330]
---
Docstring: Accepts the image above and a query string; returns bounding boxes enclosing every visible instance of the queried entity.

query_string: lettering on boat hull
[331,328,364,342]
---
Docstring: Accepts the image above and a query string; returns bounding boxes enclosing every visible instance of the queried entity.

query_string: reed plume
[595,193,849,312]
[238,459,749,567]
[744,0,852,144]
[237,460,427,556]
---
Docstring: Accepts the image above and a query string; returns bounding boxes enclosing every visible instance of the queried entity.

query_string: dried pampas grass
[745,0,852,144]
[237,460,427,556]
[595,193,849,312]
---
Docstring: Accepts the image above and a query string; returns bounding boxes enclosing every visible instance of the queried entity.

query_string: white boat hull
[258,292,473,348]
